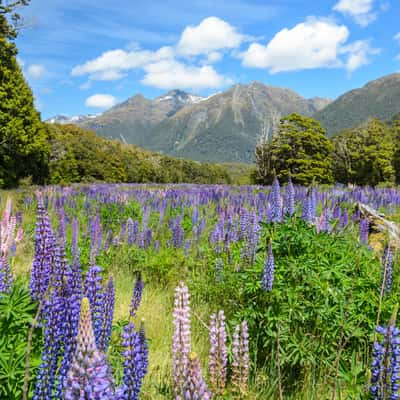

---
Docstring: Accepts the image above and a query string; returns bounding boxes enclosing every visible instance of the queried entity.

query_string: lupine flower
[382,245,394,295]
[284,175,295,217]
[116,321,148,400]
[64,298,115,399]
[30,194,57,302]
[232,321,250,396]
[339,207,349,229]
[270,177,282,223]
[0,256,12,295]
[359,217,370,245]
[84,264,105,348]
[209,310,227,393]
[183,353,211,400]
[173,282,191,398]
[262,241,274,292]
[130,273,144,318]
[370,322,400,399]
[98,276,115,353]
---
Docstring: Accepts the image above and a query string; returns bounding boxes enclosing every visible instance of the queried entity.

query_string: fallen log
[356,202,400,248]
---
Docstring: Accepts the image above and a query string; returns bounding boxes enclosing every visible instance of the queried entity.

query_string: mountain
[46,114,98,124]
[67,83,330,163]
[314,73,400,135]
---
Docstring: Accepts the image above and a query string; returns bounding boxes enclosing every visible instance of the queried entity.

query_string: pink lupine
[209,310,227,393]
[172,282,191,399]
[0,198,21,257]
[184,353,211,400]
[232,321,250,395]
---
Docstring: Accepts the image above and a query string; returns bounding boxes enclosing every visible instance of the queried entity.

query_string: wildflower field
[1,181,400,399]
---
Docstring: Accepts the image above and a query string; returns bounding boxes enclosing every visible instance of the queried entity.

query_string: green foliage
[47,124,231,185]
[0,283,41,398]
[0,38,49,188]
[253,114,333,185]
[198,218,395,395]
[0,0,30,40]
[332,119,395,185]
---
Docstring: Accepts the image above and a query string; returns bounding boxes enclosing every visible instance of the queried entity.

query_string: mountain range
[46,73,400,163]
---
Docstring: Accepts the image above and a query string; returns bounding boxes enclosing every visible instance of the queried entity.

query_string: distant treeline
[46,124,232,185]
[253,113,400,187]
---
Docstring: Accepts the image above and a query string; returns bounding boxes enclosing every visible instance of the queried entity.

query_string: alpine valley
[47,73,400,163]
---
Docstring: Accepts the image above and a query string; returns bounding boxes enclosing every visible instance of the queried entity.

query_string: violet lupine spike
[116,321,148,400]
[284,175,295,217]
[382,245,394,295]
[30,194,57,302]
[232,321,250,396]
[130,273,144,318]
[172,282,192,399]
[0,256,12,296]
[183,353,211,400]
[262,241,274,292]
[370,324,400,399]
[84,264,105,348]
[33,290,66,400]
[359,217,370,245]
[98,276,115,353]
[271,177,282,223]
[209,310,227,394]
[64,298,115,400]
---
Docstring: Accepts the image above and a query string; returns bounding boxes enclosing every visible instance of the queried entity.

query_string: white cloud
[205,51,223,64]
[85,94,117,109]
[333,0,376,26]
[72,47,174,80]
[27,64,46,79]
[241,17,379,73]
[142,59,231,90]
[339,40,380,73]
[394,33,400,44]
[177,16,244,56]
[242,18,349,72]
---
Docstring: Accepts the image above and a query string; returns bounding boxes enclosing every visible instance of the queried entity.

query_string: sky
[15,0,400,119]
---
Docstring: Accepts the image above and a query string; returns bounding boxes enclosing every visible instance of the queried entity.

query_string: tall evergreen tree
[254,113,333,185]
[0,0,48,187]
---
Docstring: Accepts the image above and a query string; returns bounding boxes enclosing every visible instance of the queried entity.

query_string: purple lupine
[30,194,57,302]
[270,177,282,223]
[116,321,148,400]
[84,264,105,348]
[284,175,295,217]
[262,241,274,292]
[183,353,211,400]
[359,217,370,245]
[64,298,115,399]
[339,207,349,229]
[171,216,185,248]
[33,290,66,400]
[302,192,313,224]
[0,256,12,295]
[172,282,191,398]
[209,310,227,394]
[130,273,144,318]
[382,245,394,295]
[370,324,400,399]
[98,276,115,353]
[232,321,250,396]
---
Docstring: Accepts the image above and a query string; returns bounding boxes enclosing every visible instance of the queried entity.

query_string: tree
[0,0,49,187]
[391,117,400,184]
[332,119,395,186]
[253,113,333,185]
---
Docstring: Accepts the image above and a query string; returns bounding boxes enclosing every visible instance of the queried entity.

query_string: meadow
[1,181,399,399]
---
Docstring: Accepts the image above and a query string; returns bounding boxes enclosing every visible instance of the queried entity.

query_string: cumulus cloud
[177,16,244,56]
[242,18,349,72]
[26,64,46,79]
[333,0,376,26]
[395,33,400,44]
[142,59,231,90]
[85,94,117,109]
[241,17,379,73]
[72,46,174,80]
[340,40,380,73]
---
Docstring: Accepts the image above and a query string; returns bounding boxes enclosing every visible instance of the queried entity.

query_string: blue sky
[16,0,400,119]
